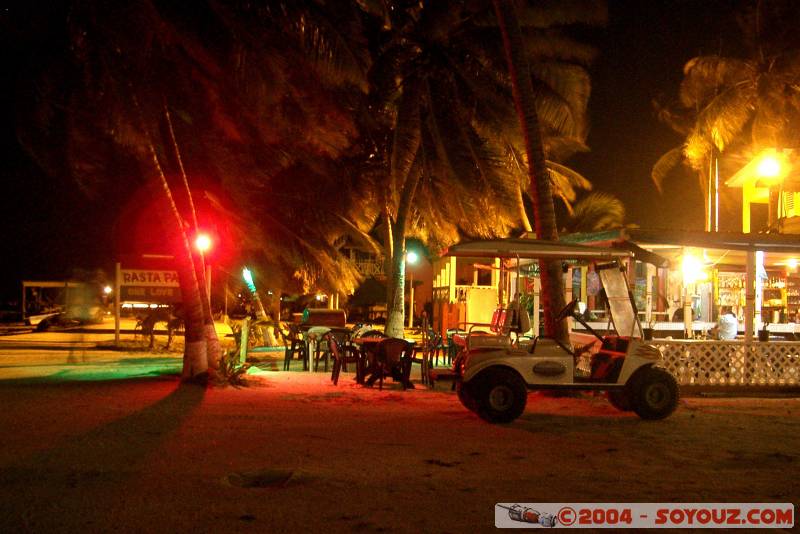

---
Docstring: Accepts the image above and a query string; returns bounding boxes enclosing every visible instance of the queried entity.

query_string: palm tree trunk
[164,105,221,369]
[382,207,395,315]
[384,230,406,338]
[384,163,422,339]
[146,142,208,379]
[517,185,533,233]
[494,0,567,341]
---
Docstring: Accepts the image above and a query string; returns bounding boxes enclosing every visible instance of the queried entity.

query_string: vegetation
[652,0,800,229]
[13,1,609,360]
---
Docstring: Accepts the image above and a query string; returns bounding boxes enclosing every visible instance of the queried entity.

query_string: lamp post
[407,250,419,328]
[195,233,212,305]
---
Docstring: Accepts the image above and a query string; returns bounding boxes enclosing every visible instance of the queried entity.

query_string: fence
[651,340,800,387]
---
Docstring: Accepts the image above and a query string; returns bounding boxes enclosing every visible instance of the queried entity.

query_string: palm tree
[492,0,607,340]
[365,0,603,337]
[16,1,373,376]
[652,0,800,229]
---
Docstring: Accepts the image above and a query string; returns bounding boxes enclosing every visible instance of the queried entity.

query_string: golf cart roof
[443,238,634,260]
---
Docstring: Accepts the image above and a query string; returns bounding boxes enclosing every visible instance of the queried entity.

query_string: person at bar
[712,306,738,340]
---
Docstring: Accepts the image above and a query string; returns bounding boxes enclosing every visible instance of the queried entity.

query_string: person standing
[715,306,738,340]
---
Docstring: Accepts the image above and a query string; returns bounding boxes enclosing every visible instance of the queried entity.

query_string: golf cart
[446,239,679,424]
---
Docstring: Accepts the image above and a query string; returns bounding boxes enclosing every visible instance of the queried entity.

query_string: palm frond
[284,2,371,91]
[651,147,685,193]
[543,135,589,160]
[679,55,754,107]
[546,160,592,203]
[562,192,626,234]
[684,133,714,170]
[695,84,755,151]
[513,0,608,29]
[390,76,422,206]
[524,31,599,65]
[530,61,591,137]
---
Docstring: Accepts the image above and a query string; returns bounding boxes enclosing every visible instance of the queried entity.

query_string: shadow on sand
[0,378,205,530]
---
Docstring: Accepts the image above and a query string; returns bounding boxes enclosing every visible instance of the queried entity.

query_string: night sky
[1,1,741,302]
[570,0,740,229]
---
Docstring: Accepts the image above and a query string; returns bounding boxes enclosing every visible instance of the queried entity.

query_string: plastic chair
[280,323,306,371]
[409,339,431,386]
[313,329,352,372]
[327,333,363,385]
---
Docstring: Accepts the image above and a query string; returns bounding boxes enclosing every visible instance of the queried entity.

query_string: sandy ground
[0,327,797,532]
[0,347,798,533]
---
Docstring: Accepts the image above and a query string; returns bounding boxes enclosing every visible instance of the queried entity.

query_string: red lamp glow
[195,233,212,253]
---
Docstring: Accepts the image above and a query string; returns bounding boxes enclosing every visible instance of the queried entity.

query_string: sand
[0,366,798,533]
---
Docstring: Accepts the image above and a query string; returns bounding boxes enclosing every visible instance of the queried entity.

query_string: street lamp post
[195,233,212,306]
[407,250,419,328]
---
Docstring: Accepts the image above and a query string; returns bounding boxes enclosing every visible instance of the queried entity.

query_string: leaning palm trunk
[384,159,422,339]
[193,258,221,369]
[165,105,221,370]
[146,141,208,379]
[385,239,407,338]
[176,245,209,378]
[494,0,568,342]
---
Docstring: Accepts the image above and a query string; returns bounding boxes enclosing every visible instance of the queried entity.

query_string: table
[301,325,353,372]
[352,336,417,388]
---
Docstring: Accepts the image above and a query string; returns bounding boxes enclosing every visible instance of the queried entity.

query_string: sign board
[120,269,181,303]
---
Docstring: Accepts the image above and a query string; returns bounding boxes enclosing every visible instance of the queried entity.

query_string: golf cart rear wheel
[631,367,679,420]
[473,368,527,424]
[456,381,478,412]
[607,389,632,411]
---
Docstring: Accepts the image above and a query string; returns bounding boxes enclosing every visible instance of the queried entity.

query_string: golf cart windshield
[597,263,641,338]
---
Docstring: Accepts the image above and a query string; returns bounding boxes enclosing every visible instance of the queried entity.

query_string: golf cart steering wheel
[556,298,580,322]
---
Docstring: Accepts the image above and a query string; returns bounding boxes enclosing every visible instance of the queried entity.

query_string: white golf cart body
[444,238,678,422]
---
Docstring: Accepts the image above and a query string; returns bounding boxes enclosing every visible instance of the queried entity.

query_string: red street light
[195,233,212,253]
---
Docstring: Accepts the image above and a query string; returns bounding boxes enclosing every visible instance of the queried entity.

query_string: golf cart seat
[457,305,531,352]
[589,349,626,382]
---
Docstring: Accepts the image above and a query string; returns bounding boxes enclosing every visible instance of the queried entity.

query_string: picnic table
[300,325,353,372]
[352,336,417,389]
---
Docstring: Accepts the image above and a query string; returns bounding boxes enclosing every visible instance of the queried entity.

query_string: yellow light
[195,233,212,252]
[788,258,798,270]
[103,285,113,294]
[682,253,708,285]
[757,155,781,178]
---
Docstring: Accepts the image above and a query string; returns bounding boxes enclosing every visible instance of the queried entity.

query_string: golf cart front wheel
[607,389,632,411]
[631,367,679,420]
[473,368,527,424]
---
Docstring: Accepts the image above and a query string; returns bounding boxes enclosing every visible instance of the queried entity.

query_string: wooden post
[408,271,414,328]
[114,262,121,345]
[645,264,655,324]
[205,264,212,308]
[745,250,755,342]
[239,316,250,364]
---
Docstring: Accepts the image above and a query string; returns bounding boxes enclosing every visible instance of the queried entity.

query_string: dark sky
[571,0,740,229]
[1,0,742,301]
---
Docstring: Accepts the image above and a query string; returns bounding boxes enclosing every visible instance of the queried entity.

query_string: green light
[242,267,256,293]
[407,251,419,264]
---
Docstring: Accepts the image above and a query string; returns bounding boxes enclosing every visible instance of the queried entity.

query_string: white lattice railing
[651,340,800,387]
